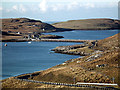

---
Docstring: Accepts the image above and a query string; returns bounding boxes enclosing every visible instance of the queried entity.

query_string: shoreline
[0,35,111,80]
[1,39,86,80]
[2,32,120,88]
[1,32,117,79]
[1,29,119,42]
[1,39,95,43]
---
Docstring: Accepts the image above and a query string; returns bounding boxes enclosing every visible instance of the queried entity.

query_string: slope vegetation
[1,18,56,33]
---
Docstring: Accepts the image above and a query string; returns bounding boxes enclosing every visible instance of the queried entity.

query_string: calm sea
[1,29,118,80]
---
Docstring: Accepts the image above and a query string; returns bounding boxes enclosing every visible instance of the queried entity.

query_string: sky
[0,0,120,21]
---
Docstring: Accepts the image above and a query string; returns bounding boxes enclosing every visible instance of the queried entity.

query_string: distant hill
[53,18,120,30]
[1,18,120,41]
[2,18,120,34]
[1,18,56,33]
[1,18,67,41]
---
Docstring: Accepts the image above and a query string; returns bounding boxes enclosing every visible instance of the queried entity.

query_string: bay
[2,42,80,80]
[44,30,119,40]
[1,29,119,80]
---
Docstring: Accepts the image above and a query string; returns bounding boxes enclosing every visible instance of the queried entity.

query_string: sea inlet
[2,29,118,80]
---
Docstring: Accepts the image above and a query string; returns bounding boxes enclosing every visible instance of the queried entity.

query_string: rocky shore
[51,41,97,56]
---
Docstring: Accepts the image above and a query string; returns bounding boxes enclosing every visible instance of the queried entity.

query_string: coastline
[1,29,119,42]
[2,33,120,89]
[1,18,120,43]
[1,18,119,88]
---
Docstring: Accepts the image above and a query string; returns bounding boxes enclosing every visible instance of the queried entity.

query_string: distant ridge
[53,18,120,30]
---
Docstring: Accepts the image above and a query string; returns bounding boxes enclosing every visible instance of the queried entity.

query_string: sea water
[44,30,119,40]
[2,42,80,80]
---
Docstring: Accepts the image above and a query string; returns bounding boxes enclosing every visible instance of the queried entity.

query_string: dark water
[44,30,119,40]
[2,42,80,80]
[2,30,119,80]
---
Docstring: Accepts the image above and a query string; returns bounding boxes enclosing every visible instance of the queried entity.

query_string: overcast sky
[1,0,120,21]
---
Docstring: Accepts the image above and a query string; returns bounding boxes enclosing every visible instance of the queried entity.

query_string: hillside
[1,18,56,33]
[2,33,120,89]
[1,18,65,41]
[53,18,120,30]
[1,18,120,41]
[31,33,120,84]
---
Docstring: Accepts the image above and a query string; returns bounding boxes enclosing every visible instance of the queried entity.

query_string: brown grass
[53,18,120,30]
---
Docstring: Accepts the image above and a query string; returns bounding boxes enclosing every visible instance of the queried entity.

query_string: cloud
[83,3,95,8]
[50,2,95,12]
[51,1,79,11]
[19,4,26,12]
[12,4,26,13]
[51,2,95,12]
[12,5,18,11]
[38,0,48,12]
[67,1,79,10]
[51,4,65,11]
[3,1,118,16]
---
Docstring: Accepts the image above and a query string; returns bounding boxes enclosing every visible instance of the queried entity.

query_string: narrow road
[15,78,118,90]
[40,39,95,43]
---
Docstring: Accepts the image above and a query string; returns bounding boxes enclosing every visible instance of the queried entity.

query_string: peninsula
[1,18,63,42]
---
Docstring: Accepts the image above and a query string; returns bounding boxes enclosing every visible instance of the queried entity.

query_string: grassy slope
[31,33,119,85]
[1,18,66,41]
[53,18,120,30]
[1,18,56,33]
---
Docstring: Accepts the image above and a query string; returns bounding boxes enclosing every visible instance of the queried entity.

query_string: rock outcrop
[51,44,92,56]
[51,41,98,56]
